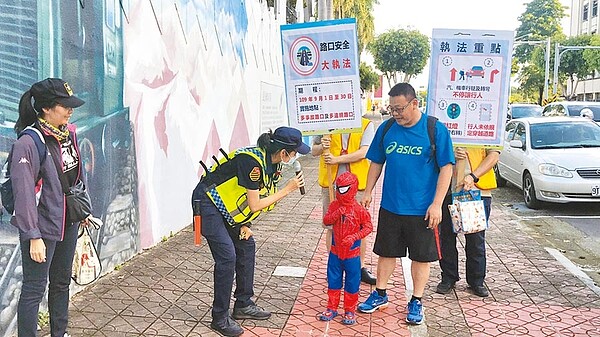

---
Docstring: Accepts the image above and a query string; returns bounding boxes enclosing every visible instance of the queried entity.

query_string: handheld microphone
[292,161,306,195]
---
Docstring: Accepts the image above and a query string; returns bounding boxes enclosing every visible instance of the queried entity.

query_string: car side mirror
[509,139,524,150]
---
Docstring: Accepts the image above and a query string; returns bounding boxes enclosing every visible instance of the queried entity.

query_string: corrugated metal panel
[0,1,38,122]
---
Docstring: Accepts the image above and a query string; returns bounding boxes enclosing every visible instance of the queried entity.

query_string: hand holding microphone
[293,161,306,195]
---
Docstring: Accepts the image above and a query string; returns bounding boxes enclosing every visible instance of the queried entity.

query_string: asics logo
[385,142,423,156]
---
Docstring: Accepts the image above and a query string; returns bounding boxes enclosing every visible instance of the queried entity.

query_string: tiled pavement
[60,123,600,336]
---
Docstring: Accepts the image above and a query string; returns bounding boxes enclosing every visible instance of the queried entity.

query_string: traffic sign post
[552,44,600,95]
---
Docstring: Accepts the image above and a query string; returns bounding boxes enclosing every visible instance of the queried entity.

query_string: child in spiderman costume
[319,172,373,325]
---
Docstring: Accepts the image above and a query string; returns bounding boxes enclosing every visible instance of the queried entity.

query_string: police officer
[192,127,309,337]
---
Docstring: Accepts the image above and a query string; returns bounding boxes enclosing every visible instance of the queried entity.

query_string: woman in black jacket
[11,78,87,337]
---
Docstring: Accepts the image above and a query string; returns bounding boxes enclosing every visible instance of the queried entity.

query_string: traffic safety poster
[427,29,514,149]
[280,18,362,135]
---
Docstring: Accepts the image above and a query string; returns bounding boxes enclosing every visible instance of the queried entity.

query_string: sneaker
[210,316,243,336]
[406,298,423,325]
[318,308,338,321]
[232,304,272,320]
[468,285,489,297]
[361,267,377,285]
[357,290,388,313]
[435,280,456,294]
[341,311,356,325]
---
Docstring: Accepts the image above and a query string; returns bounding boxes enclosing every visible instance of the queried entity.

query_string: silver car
[496,116,600,209]
[542,101,600,122]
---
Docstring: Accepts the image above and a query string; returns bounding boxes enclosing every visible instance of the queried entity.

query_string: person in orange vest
[436,147,500,297]
[311,117,377,285]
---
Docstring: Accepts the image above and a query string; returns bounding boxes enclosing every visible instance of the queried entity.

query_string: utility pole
[544,37,551,101]
[514,37,551,100]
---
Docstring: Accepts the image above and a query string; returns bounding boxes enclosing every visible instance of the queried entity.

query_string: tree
[369,29,430,87]
[514,0,566,63]
[359,62,380,92]
[583,35,600,78]
[331,0,377,53]
[558,35,594,98]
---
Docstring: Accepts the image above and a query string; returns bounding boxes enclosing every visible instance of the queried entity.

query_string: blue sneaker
[406,298,423,325]
[357,290,389,313]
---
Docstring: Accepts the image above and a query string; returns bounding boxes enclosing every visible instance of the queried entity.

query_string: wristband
[469,172,480,183]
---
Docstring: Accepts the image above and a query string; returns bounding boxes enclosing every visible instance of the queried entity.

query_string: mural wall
[0,0,286,335]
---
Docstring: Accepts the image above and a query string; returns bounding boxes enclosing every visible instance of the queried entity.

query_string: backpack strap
[426,115,439,172]
[379,115,439,171]
[379,117,396,150]
[6,127,47,176]
[20,127,47,166]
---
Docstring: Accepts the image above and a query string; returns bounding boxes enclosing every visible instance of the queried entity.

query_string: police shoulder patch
[249,166,261,181]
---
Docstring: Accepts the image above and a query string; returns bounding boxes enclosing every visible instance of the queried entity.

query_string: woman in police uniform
[192,126,309,337]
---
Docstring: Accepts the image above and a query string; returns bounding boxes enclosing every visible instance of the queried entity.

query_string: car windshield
[565,105,600,121]
[530,122,600,149]
[511,106,542,119]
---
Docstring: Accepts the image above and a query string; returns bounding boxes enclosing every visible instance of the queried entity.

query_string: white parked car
[541,101,600,123]
[496,116,600,209]
[507,103,542,120]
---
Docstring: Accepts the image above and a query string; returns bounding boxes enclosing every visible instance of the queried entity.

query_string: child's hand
[341,237,354,248]
[239,226,253,240]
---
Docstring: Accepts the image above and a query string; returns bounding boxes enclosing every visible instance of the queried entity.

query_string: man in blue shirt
[357,83,455,325]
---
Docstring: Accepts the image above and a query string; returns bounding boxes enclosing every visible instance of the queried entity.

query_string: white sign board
[281,18,362,135]
[427,29,514,149]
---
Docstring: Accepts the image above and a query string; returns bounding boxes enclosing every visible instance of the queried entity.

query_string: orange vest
[318,118,371,190]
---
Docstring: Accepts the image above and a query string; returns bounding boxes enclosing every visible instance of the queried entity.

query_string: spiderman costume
[319,172,373,325]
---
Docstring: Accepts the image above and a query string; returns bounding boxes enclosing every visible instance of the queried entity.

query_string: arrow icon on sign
[490,69,500,83]
[450,68,457,81]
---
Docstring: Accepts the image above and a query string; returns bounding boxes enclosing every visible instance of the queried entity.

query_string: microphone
[292,161,306,195]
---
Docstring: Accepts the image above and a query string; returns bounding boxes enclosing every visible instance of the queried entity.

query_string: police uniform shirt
[236,154,265,190]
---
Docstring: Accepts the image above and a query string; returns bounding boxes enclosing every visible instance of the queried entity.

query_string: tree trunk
[537,86,543,106]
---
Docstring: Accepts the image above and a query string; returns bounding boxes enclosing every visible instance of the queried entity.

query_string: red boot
[342,292,358,325]
[319,289,341,321]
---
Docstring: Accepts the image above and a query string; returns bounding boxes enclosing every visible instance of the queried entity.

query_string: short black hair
[388,83,416,101]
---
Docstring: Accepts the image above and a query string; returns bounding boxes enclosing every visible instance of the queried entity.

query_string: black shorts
[373,207,441,262]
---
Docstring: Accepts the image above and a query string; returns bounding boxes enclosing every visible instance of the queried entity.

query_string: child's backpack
[0,127,47,215]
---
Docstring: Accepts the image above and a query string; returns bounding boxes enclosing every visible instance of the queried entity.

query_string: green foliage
[38,311,49,328]
[333,0,377,53]
[510,87,539,104]
[359,62,380,91]
[514,0,566,62]
[369,29,430,86]
[559,35,594,98]
[583,35,600,75]
[114,264,123,271]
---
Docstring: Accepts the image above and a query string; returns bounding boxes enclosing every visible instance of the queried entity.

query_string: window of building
[594,0,598,17]
[584,3,589,21]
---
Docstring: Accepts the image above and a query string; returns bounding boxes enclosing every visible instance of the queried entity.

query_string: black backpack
[0,128,47,214]
[379,115,439,171]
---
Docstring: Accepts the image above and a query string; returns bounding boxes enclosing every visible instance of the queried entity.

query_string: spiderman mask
[335,172,358,206]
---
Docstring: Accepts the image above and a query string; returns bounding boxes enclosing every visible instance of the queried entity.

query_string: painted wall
[0,0,286,335]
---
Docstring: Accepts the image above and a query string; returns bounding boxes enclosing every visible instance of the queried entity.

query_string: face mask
[280,150,298,166]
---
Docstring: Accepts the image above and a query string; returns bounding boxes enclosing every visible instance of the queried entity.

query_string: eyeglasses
[387,99,415,114]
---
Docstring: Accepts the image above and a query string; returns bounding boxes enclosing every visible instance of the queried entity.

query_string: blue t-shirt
[366,114,455,216]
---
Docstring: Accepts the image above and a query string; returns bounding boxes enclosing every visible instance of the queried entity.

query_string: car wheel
[494,165,507,187]
[523,172,541,209]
